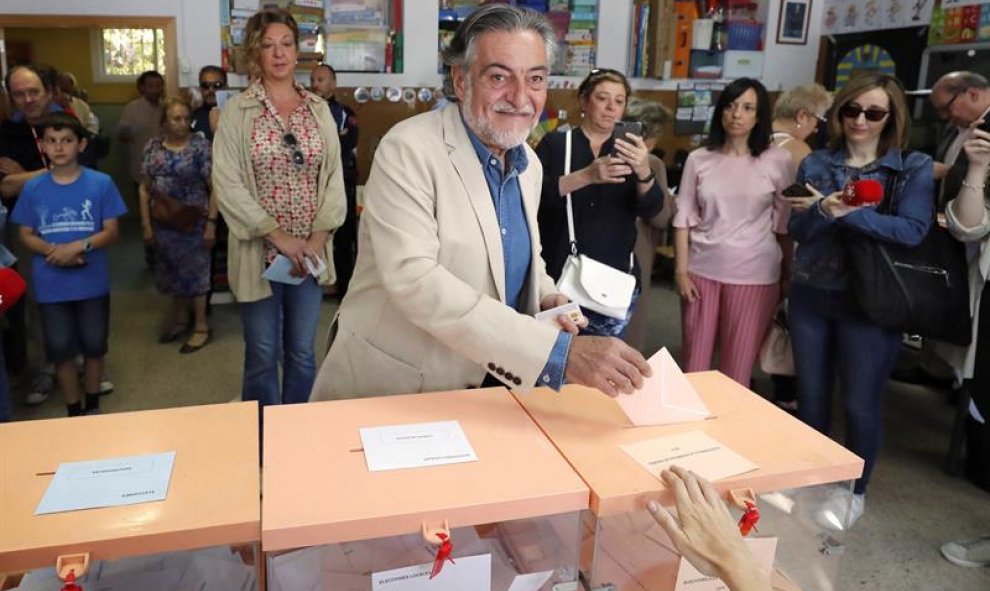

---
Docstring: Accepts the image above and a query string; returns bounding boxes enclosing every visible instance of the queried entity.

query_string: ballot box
[0,402,261,591]
[512,372,864,591]
[263,387,589,591]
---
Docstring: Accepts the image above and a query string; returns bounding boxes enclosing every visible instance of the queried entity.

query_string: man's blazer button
[513,377,522,386]
[496,367,505,375]
[488,362,497,371]
[505,372,515,381]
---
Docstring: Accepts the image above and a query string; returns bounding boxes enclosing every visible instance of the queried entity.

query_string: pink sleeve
[672,150,702,228]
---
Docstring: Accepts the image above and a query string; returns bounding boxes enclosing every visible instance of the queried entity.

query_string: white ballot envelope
[615,347,711,426]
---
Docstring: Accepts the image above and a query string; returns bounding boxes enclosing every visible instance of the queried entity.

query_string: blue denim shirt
[789,148,934,291]
[464,124,571,389]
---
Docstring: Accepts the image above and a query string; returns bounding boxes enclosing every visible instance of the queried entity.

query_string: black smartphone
[978,118,990,134]
[782,183,814,198]
[610,121,644,155]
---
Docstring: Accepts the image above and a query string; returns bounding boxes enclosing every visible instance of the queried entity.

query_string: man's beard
[462,83,536,151]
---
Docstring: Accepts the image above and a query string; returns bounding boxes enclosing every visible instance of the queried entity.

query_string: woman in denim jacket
[787,74,934,529]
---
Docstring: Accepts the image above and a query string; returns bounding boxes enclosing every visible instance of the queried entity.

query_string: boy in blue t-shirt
[11,113,127,416]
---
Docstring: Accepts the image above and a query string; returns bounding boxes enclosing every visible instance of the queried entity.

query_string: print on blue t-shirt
[10,168,127,304]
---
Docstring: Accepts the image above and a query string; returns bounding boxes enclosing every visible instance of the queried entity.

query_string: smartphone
[610,121,644,155]
[782,183,814,198]
[978,118,990,134]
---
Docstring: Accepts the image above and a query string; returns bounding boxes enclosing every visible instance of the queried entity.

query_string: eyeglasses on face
[838,104,889,122]
[934,91,964,116]
[283,133,305,166]
[200,80,225,90]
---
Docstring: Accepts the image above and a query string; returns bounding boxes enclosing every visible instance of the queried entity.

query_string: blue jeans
[789,282,902,495]
[581,288,641,338]
[240,278,323,407]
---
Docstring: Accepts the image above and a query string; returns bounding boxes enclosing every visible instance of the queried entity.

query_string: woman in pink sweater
[673,78,793,386]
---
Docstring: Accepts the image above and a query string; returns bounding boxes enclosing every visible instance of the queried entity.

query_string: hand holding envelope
[615,348,711,426]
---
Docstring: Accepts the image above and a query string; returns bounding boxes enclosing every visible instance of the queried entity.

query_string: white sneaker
[99,378,114,395]
[815,489,865,531]
[940,536,990,568]
[23,371,54,406]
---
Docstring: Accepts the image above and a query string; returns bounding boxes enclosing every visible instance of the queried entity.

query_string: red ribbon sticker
[430,532,455,579]
[61,570,83,591]
[738,500,760,536]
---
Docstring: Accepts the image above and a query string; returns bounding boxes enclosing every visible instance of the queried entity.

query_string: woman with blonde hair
[213,8,345,407]
[787,74,933,528]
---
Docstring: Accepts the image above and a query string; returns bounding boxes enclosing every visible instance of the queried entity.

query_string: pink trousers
[680,273,780,386]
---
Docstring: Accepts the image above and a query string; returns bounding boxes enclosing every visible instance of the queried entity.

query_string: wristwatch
[82,239,93,253]
[636,170,656,184]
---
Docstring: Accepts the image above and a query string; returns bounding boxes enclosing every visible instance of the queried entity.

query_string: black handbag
[844,165,972,346]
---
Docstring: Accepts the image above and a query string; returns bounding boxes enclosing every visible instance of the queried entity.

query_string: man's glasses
[838,104,889,122]
[200,81,225,90]
[934,91,963,117]
[283,133,305,166]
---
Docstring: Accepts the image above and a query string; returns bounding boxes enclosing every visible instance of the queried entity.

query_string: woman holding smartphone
[787,74,933,528]
[673,77,792,386]
[536,69,663,337]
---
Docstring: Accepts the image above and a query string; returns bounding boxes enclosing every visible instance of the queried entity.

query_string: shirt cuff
[538,331,573,391]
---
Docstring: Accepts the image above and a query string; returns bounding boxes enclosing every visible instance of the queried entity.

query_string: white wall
[761,0,825,90]
[2,0,222,88]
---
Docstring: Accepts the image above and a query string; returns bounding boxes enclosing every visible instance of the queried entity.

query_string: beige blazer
[310,104,561,400]
[212,85,346,302]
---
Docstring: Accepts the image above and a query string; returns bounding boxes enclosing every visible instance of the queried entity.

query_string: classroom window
[92,28,166,82]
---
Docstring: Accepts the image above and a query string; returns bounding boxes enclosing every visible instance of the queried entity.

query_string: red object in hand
[841,179,884,206]
[738,500,760,536]
[60,570,83,591]
[430,532,456,579]
[0,267,26,314]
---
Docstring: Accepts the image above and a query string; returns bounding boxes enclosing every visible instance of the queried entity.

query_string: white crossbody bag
[555,129,636,320]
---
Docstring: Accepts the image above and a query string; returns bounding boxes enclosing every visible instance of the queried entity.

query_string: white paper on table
[673,537,777,590]
[620,431,758,482]
[360,420,478,472]
[371,553,491,591]
[35,451,175,515]
[262,254,306,285]
[507,570,554,591]
[616,348,711,427]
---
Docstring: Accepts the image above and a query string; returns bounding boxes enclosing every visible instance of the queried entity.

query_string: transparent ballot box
[0,403,261,591]
[263,387,589,591]
[513,372,864,591]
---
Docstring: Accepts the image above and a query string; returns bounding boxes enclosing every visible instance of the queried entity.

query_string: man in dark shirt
[310,63,359,297]
[191,65,226,142]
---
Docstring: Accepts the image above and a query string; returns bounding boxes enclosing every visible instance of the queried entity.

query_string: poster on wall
[822,0,935,35]
[928,0,990,45]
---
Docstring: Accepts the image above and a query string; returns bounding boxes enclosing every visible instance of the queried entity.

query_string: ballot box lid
[513,372,864,517]
[262,387,589,551]
[0,402,260,572]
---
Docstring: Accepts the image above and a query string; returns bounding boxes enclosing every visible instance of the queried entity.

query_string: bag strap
[564,129,578,255]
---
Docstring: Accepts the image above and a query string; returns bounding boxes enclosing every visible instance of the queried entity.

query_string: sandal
[180,329,212,354]
[159,323,190,344]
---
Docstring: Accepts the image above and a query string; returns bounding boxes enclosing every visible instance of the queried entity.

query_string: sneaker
[940,536,990,567]
[99,378,114,395]
[815,489,865,531]
[24,371,55,406]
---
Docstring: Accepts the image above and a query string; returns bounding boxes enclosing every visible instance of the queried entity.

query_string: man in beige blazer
[311,5,651,400]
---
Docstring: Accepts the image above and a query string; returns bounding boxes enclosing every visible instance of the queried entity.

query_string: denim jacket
[789,148,934,291]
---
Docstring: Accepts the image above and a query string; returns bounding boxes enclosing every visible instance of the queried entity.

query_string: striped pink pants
[680,273,780,386]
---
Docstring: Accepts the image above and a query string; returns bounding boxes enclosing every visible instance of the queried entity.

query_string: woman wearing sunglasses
[787,74,934,529]
[213,8,345,408]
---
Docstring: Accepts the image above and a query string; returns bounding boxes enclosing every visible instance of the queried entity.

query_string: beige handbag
[759,304,794,376]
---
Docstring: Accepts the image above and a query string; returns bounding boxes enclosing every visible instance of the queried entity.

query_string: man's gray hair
[441,4,557,102]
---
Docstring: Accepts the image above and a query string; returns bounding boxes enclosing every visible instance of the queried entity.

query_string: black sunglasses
[838,104,889,122]
[283,133,305,166]
[200,80,225,90]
